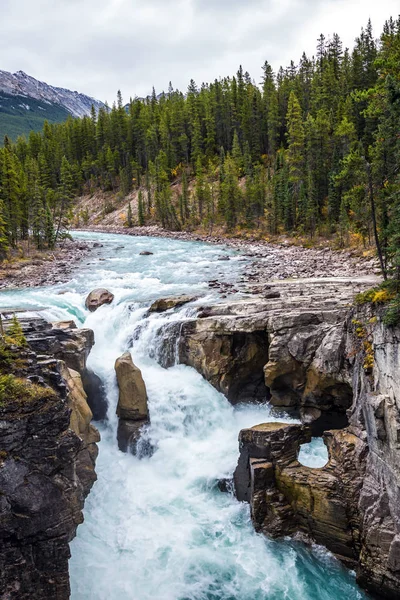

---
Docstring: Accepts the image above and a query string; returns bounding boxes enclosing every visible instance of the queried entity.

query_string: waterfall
[0,231,367,600]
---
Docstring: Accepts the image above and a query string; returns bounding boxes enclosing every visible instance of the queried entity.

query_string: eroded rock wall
[231,306,400,599]
[179,280,361,426]
[179,281,400,598]
[349,314,400,597]
[0,316,99,599]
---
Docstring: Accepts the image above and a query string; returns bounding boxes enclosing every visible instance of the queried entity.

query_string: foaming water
[0,232,368,600]
[298,438,329,468]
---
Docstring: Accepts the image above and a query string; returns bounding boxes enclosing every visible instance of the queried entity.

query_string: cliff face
[0,315,100,600]
[179,283,400,599]
[351,314,400,596]
[179,280,360,430]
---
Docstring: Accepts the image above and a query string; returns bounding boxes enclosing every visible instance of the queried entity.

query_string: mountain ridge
[0,69,106,140]
[0,69,105,117]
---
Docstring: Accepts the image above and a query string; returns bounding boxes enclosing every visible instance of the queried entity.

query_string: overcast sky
[1,0,399,104]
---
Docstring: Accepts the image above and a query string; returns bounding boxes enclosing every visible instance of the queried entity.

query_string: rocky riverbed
[0,239,94,290]
[0,226,381,293]
[78,225,380,294]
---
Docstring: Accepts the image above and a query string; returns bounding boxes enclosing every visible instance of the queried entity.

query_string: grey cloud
[0,0,398,103]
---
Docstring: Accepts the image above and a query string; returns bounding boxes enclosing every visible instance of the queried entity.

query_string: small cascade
[129,305,198,369]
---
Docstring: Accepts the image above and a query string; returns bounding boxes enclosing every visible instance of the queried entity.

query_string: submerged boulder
[149,295,198,313]
[117,420,147,454]
[85,288,114,312]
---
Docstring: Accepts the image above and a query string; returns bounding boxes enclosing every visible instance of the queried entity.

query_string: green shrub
[355,288,376,305]
[103,201,115,215]
[5,314,27,347]
[0,374,55,407]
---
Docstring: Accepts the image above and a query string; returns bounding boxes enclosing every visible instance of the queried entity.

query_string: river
[0,231,368,600]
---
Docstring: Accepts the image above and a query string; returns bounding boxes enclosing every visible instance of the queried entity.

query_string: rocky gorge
[0,230,398,600]
[173,281,400,599]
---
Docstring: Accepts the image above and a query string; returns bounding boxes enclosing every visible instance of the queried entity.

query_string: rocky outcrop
[180,321,269,403]
[347,314,400,597]
[179,279,363,414]
[85,288,114,312]
[234,423,366,566]
[59,363,100,493]
[229,304,400,599]
[51,320,94,373]
[14,316,107,421]
[81,368,108,421]
[149,295,198,313]
[0,315,100,599]
[178,278,400,597]
[114,352,149,452]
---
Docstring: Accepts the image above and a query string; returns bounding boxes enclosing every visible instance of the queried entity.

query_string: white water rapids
[0,232,368,600]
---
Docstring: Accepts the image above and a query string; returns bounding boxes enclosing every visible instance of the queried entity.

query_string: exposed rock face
[234,423,366,566]
[179,279,400,597]
[179,279,362,412]
[51,320,107,420]
[229,303,400,599]
[348,314,400,598]
[52,320,94,373]
[180,322,269,403]
[149,295,198,313]
[115,352,149,452]
[85,288,114,312]
[60,364,100,492]
[81,368,108,421]
[0,315,99,600]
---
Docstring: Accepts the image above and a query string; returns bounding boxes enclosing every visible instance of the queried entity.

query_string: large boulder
[114,352,150,452]
[149,295,198,313]
[85,288,114,312]
[115,352,148,421]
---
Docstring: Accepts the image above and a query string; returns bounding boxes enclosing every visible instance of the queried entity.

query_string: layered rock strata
[0,314,100,599]
[234,423,367,567]
[179,279,363,422]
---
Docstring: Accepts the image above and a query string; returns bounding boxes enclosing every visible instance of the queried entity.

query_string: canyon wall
[179,282,400,599]
[0,315,99,600]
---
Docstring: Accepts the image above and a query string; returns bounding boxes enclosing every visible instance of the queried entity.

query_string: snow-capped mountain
[0,69,105,118]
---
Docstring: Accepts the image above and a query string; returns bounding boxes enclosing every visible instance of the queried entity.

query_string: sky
[1,0,399,104]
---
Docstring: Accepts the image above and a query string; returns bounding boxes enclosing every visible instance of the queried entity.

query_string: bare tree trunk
[366,161,387,280]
